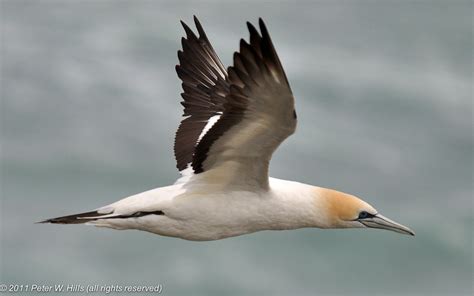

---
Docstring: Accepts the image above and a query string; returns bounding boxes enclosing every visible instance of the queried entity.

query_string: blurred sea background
[1,1,472,295]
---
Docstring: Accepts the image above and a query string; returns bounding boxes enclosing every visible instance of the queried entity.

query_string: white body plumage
[91,178,329,241]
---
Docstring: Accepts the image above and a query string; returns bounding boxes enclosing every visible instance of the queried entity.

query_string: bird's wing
[174,16,230,173]
[175,17,296,190]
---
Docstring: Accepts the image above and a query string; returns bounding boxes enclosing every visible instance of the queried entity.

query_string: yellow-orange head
[316,187,414,236]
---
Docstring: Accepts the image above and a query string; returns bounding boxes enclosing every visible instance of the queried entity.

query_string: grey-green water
[1,1,472,295]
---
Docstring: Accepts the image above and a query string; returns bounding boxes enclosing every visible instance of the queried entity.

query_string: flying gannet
[40,17,414,240]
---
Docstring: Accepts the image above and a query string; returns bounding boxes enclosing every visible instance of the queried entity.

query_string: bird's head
[319,188,414,236]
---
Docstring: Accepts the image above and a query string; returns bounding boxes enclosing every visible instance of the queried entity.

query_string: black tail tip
[36,210,104,225]
[35,217,74,224]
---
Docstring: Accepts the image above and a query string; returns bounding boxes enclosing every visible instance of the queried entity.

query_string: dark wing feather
[174,16,230,172]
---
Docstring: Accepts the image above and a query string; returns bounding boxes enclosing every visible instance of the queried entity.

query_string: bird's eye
[358,211,369,219]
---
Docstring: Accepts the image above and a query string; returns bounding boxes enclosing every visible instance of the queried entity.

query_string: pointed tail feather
[37,210,109,224]
[38,209,165,224]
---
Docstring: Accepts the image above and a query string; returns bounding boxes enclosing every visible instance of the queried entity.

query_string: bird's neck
[268,178,334,230]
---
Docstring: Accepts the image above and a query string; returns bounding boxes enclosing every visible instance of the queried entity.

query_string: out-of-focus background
[1,1,472,295]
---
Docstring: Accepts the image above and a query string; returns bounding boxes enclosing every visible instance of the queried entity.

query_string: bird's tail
[37,210,111,224]
[38,208,164,224]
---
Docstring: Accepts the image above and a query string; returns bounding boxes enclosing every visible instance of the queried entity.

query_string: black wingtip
[180,20,189,32]
[258,18,269,37]
[232,51,240,61]
[239,38,254,54]
[193,15,200,27]
[247,21,259,36]
[193,15,207,39]
[180,20,197,39]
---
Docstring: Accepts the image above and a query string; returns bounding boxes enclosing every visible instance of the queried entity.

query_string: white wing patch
[197,114,221,144]
[176,113,222,182]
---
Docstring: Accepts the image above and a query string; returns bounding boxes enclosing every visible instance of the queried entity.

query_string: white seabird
[40,17,414,240]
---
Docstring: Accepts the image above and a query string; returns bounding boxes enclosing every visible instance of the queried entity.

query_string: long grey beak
[360,214,415,236]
